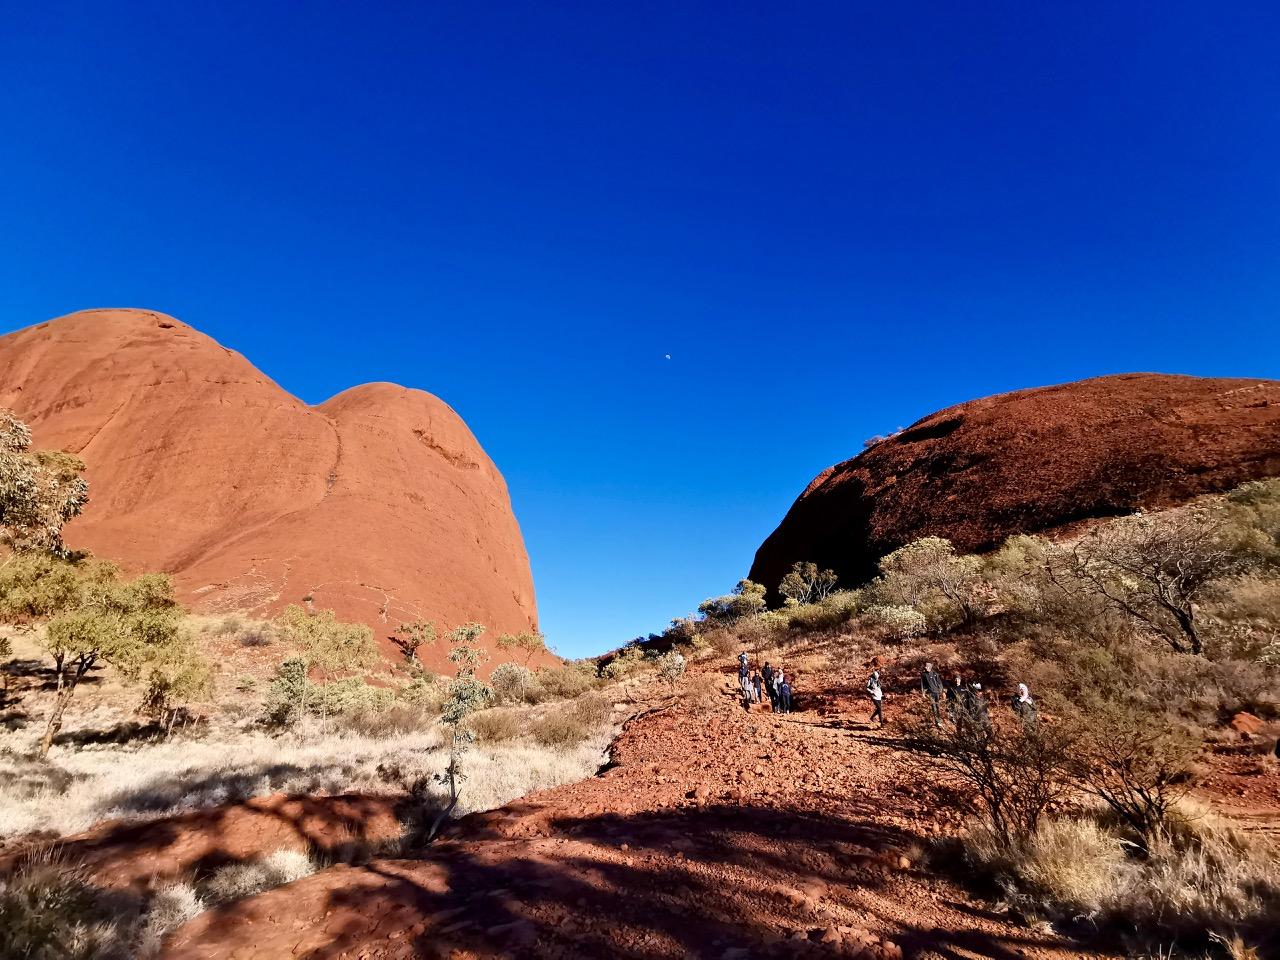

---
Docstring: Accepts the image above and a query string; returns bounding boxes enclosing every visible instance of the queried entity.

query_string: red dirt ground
[751,373,1280,595]
[0,309,544,671]
[9,656,1274,958]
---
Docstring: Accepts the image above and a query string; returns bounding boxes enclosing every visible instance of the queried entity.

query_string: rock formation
[0,308,540,667]
[751,373,1280,597]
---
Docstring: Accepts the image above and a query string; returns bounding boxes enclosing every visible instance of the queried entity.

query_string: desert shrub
[782,590,862,632]
[961,806,1279,948]
[0,854,128,959]
[468,708,523,743]
[572,691,611,727]
[202,849,316,905]
[601,643,647,681]
[655,649,686,687]
[864,604,928,640]
[135,882,203,955]
[531,709,590,748]
[697,579,767,623]
[534,662,597,700]
[490,662,539,704]
[397,674,446,713]
[873,537,985,629]
[263,657,313,726]
[963,815,1125,915]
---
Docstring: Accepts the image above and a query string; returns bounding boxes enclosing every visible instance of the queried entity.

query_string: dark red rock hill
[750,373,1280,597]
[0,309,543,670]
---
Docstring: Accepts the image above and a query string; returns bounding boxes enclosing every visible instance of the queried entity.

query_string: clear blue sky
[2,2,1278,657]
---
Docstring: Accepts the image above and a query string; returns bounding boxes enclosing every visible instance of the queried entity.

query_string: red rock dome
[750,373,1280,598]
[0,308,541,668]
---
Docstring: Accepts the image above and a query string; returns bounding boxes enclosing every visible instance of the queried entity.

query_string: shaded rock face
[0,309,540,668]
[750,373,1280,598]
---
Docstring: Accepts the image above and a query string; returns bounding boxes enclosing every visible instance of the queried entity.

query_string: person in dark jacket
[761,662,777,710]
[945,673,963,723]
[750,669,764,704]
[779,678,793,713]
[920,661,944,727]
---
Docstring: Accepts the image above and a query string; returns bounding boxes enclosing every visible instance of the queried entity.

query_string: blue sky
[2,2,1278,656]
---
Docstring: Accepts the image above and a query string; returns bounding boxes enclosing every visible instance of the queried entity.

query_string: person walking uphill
[920,661,944,727]
[737,651,752,704]
[750,668,764,705]
[762,662,777,710]
[867,670,884,728]
[1011,682,1037,724]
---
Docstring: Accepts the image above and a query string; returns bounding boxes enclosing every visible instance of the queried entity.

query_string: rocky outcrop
[751,373,1280,597]
[0,309,540,667]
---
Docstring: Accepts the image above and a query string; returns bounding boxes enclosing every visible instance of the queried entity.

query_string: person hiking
[1011,682,1037,724]
[962,682,991,732]
[920,661,944,727]
[866,670,884,727]
[737,651,752,703]
[945,673,963,723]
[779,678,793,714]
[750,668,764,704]
[761,662,777,710]
[773,666,786,709]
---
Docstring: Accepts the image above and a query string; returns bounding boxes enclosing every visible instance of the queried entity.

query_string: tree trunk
[39,684,76,758]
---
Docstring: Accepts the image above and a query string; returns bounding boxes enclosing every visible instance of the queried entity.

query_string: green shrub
[531,709,590,747]
[468,708,523,743]
[490,662,539,704]
[534,662,596,700]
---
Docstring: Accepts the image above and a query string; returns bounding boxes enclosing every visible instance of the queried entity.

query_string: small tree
[0,557,185,757]
[391,619,437,674]
[656,649,686,689]
[421,623,492,843]
[276,605,377,731]
[496,629,548,666]
[490,661,536,704]
[778,561,839,606]
[698,579,767,623]
[1069,508,1246,655]
[139,634,215,736]
[876,537,984,629]
[0,410,89,556]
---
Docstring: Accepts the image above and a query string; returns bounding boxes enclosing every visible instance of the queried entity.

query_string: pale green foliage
[865,603,928,639]
[0,554,185,755]
[698,579,767,622]
[0,410,89,556]
[203,849,316,905]
[602,643,645,680]
[391,619,436,673]
[874,536,984,629]
[489,662,537,704]
[656,649,686,686]
[276,605,377,675]
[264,657,311,726]
[440,622,493,725]
[495,629,548,665]
[778,561,839,606]
[139,632,216,729]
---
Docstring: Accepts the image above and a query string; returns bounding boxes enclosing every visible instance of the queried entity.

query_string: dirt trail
[158,665,1117,960]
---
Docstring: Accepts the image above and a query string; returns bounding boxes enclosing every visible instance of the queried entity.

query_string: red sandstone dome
[0,308,542,668]
[750,373,1280,598]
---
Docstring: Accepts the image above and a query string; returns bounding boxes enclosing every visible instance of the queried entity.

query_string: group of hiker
[735,651,1038,731]
[879,660,1038,731]
[737,651,794,713]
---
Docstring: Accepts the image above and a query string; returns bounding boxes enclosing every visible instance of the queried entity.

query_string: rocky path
[160,668,1110,960]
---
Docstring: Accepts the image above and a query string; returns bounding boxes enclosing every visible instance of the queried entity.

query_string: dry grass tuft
[202,849,316,905]
[468,708,524,743]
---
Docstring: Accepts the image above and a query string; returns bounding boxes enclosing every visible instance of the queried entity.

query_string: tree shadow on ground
[172,802,1093,960]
